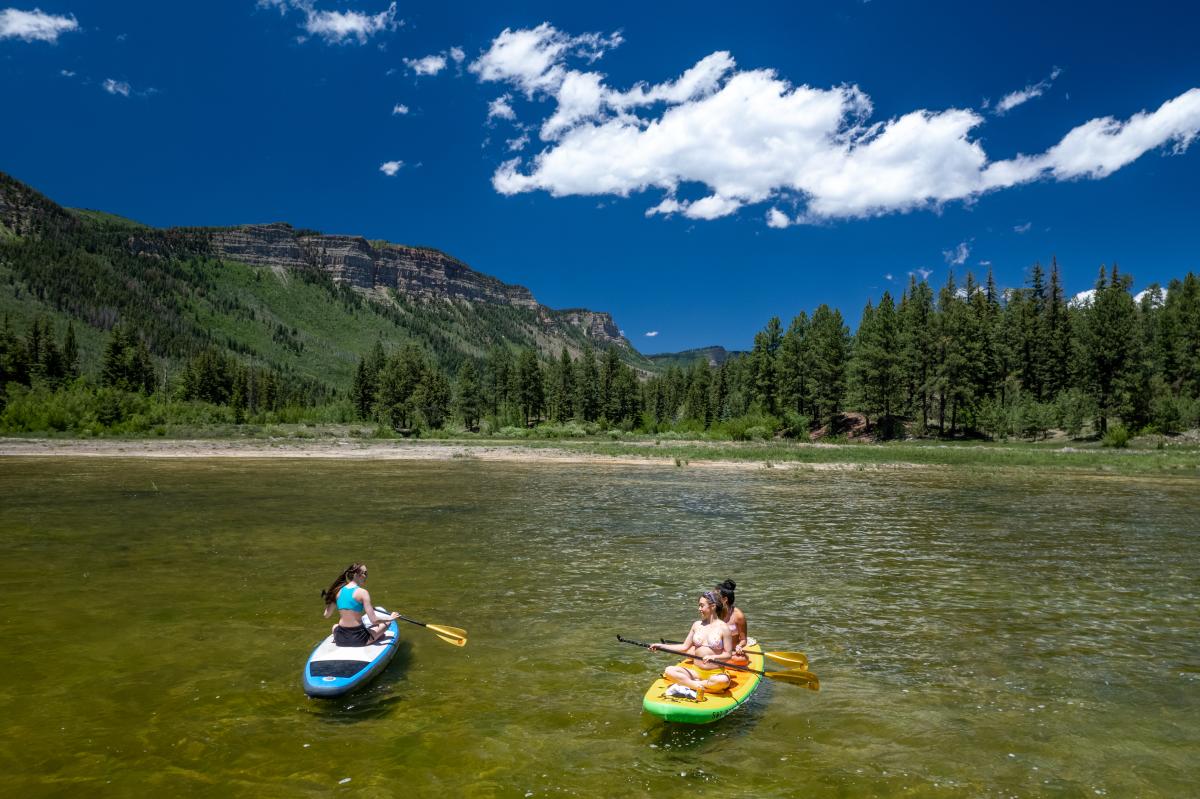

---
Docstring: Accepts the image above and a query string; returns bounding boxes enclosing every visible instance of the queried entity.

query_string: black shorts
[334,624,371,647]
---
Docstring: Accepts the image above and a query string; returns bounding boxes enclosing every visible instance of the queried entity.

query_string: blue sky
[3,1,1199,352]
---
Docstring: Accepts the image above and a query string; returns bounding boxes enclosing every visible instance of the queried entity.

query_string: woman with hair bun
[319,562,399,647]
[715,578,750,665]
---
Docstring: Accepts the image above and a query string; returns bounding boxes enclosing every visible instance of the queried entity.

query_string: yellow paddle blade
[427,623,467,646]
[766,669,820,690]
[764,651,809,670]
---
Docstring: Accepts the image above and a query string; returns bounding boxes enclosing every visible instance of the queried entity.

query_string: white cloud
[448,46,465,63]
[685,194,742,220]
[1014,221,1032,233]
[379,160,403,176]
[981,90,1200,187]
[1134,288,1163,307]
[506,133,529,151]
[405,54,446,76]
[644,196,684,217]
[261,1,399,45]
[911,267,933,280]
[884,272,894,281]
[943,242,969,265]
[474,26,1200,224]
[644,331,659,337]
[102,78,131,97]
[1070,288,1096,308]
[0,7,78,42]
[60,68,75,77]
[487,93,516,121]
[392,103,409,115]
[469,23,621,97]
[766,208,791,228]
[994,67,1061,115]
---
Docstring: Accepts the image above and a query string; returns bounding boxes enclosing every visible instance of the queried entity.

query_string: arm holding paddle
[362,597,399,629]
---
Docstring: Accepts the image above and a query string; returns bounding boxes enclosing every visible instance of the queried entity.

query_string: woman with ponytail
[320,562,399,647]
[715,579,750,664]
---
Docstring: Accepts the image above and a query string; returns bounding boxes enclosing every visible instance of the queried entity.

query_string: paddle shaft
[662,638,808,668]
[618,635,774,678]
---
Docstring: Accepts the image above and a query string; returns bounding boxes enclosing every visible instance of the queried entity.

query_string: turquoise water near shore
[0,458,1196,797]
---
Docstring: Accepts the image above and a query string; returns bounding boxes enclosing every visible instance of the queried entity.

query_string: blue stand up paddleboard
[303,606,401,698]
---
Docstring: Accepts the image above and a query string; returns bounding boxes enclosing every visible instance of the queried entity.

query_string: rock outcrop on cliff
[210,223,626,349]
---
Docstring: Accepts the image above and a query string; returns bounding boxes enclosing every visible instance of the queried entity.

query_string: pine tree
[414,366,451,429]
[1076,265,1143,432]
[899,276,936,429]
[62,321,79,380]
[1161,273,1200,396]
[454,360,483,431]
[850,292,904,433]
[748,317,782,414]
[230,367,248,424]
[1044,257,1070,396]
[1021,262,1050,400]
[485,346,514,417]
[779,312,811,419]
[684,359,711,424]
[574,345,599,422]
[351,358,375,420]
[808,304,850,428]
[934,272,971,435]
[553,347,574,422]
[377,344,424,430]
[516,348,544,426]
[0,316,29,387]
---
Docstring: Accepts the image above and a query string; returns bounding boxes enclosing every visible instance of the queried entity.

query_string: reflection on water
[0,458,1196,797]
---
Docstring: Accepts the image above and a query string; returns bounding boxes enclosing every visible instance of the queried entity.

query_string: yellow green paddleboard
[641,641,764,724]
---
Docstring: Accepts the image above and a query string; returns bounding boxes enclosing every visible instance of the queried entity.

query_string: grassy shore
[3,427,1199,475]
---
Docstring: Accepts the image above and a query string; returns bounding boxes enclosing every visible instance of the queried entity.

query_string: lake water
[0,457,1196,797]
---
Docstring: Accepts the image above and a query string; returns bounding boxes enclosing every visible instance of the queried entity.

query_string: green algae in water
[0,458,1196,797]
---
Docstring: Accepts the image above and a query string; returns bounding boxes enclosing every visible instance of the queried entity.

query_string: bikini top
[694,624,726,654]
[723,608,741,638]
[337,584,365,612]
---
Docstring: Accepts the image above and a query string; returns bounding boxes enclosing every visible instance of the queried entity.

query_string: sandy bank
[0,437,915,471]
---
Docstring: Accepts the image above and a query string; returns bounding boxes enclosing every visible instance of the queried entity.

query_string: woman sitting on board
[649,590,733,697]
[320,562,399,647]
[715,578,750,665]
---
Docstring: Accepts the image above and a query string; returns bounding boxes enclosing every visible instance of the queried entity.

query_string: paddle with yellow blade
[619,636,819,690]
[389,611,467,647]
[661,638,809,671]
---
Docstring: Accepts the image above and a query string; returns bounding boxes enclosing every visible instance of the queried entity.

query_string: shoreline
[0,436,916,471]
[2,435,1199,477]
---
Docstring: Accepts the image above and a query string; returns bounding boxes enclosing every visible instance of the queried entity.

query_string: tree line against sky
[3,260,1197,441]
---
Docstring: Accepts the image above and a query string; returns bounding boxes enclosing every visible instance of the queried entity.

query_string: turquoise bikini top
[337,584,365,612]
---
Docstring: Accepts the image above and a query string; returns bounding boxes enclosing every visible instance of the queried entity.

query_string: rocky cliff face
[209,223,603,322]
[209,223,628,348]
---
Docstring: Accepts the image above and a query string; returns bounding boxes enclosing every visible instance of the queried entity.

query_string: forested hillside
[0,172,649,395]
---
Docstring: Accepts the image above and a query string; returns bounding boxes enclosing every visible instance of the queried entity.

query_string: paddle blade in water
[427,624,468,646]
[764,651,809,670]
[768,669,820,690]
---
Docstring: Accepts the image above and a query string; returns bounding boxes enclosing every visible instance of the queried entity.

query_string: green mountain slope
[0,172,652,391]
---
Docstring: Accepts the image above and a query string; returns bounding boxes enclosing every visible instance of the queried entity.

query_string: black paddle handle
[376,607,421,628]
[616,635,766,677]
